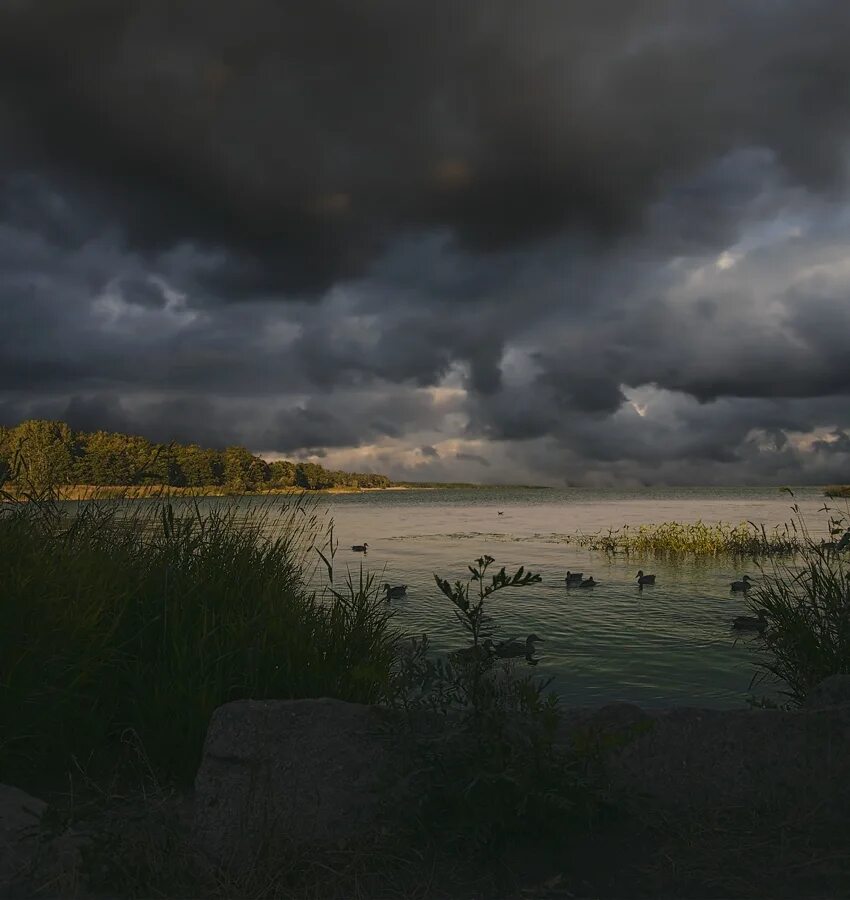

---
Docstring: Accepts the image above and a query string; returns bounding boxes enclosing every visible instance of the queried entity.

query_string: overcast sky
[2,1,850,485]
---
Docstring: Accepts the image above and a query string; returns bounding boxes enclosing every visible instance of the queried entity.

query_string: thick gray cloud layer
[2,2,850,484]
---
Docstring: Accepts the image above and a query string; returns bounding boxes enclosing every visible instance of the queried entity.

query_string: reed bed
[568,520,800,557]
[747,501,850,704]
[0,493,397,786]
[824,484,850,498]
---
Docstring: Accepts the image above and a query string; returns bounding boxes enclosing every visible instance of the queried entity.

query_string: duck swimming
[565,571,583,585]
[730,575,752,592]
[451,639,494,663]
[383,583,407,599]
[636,571,656,586]
[579,577,597,588]
[821,532,850,553]
[351,543,369,553]
[731,612,767,632]
[494,634,544,658]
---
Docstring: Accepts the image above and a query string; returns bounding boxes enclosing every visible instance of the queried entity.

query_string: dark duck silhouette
[451,639,495,664]
[494,634,544,658]
[731,612,767,633]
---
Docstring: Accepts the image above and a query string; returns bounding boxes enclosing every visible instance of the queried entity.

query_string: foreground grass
[31,783,623,900]
[0,494,397,786]
[568,520,800,557]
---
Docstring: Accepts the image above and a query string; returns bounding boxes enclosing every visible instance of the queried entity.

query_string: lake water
[294,485,834,709]
[153,485,836,709]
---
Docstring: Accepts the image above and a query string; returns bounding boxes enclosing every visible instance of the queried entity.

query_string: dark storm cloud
[490,394,850,488]
[119,278,169,310]
[456,452,491,467]
[535,362,627,416]
[59,395,133,436]
[4,3,850,485]
[260,388,462,454]
[0,391,232,448]
[4,1,850,293]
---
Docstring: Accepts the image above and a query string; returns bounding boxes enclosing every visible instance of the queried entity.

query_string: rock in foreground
[567,702,850,813]
[192,698,402,871]
[193,689,850,877]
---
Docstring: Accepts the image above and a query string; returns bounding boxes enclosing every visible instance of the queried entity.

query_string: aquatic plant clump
[567,520,800,557]
[824,484,850,499]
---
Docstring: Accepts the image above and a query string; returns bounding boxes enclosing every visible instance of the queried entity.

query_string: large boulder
[562,703,850,814]
[192,698,404,872]
[192,696,850,874]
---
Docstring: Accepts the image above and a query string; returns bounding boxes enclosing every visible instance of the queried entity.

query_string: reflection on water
[192,486,842,708]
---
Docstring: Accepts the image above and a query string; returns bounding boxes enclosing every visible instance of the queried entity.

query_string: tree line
[0,419,392,493]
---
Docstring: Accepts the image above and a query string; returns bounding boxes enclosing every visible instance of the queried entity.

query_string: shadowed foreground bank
[4,686,850,899]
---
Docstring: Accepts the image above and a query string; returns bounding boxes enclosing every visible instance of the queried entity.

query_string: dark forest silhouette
[0,419,391,492]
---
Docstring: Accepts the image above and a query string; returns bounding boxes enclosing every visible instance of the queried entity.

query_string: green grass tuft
[0,494,397,786]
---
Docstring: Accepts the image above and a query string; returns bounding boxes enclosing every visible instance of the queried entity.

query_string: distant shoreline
[5,483,837,502]
[2,482,551,501]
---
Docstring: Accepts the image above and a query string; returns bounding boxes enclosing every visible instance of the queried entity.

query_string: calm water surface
[239,486,836,708]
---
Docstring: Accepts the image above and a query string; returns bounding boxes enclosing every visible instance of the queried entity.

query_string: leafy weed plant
[391,556,600,855]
